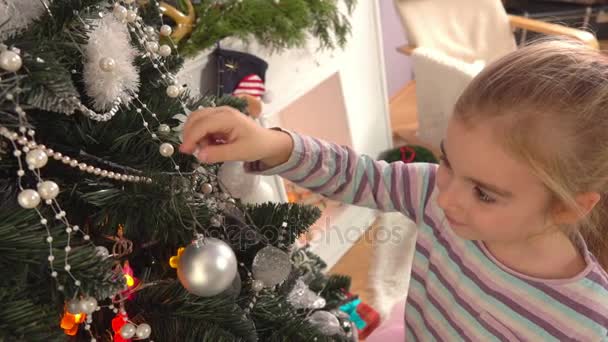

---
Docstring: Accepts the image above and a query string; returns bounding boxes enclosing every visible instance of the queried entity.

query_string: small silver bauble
[159,143,175,157]
[66,298,82,314]
[177,238,238,297]
[0,50,22,72]
[158,44,171,57]
[145,41,159,53]
[201,183,213,194]
[25,149,48,169]
[120,323,136,339]
[160,25,172,36]
[135,323,152,339]
[80,297,98,314]
[99,57,116,72]
[158,124,171,134]
[252,246,291,287]
[37,181,59,200]
[166,85,180,98]
[113,5,128,20]
[18,189,41,209]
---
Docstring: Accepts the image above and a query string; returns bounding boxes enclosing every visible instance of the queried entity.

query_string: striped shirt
[245,131,608,341]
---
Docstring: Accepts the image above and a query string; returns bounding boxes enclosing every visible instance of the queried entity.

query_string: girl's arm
[245,130,437,223]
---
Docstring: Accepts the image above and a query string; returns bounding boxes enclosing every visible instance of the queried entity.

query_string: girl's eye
[439,155,451,168]
[474,186,495,203]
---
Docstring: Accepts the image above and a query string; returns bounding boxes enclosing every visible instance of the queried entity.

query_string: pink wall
[278,73,352,147]
[379,0,412,98]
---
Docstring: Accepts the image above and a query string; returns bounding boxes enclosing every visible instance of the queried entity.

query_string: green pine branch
[181,0,356,56]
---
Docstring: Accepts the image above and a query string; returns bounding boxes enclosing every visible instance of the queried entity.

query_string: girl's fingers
[180,110,237,154]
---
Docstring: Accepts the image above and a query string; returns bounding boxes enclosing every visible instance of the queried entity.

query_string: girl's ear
[552,192,601,225]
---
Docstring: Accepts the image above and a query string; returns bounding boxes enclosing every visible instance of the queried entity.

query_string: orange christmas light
[169,247,185,269]
[60,306,86,336]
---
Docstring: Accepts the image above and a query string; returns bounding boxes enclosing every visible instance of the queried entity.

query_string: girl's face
[436,116,554,243]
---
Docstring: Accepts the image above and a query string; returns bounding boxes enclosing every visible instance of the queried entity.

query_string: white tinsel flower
[0,0,51,41]
[83,15,140,111]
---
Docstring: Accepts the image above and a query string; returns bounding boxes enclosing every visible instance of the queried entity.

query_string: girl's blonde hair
[455,38,608,269]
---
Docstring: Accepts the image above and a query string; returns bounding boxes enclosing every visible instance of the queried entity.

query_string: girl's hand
[179,106,293,167]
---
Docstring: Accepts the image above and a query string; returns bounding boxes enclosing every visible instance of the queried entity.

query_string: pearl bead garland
[166,85,180,98]
[160,24,172,36]
[0,50,23,72]
[0,126,152,184]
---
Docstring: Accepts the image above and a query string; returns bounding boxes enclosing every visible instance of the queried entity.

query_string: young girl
[180,39,608,340]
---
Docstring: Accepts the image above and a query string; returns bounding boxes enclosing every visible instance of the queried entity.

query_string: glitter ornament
[252,246,291,287]
[287,278,326,309]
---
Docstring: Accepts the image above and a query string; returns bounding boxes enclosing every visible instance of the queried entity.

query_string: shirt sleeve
[244,130,438,224]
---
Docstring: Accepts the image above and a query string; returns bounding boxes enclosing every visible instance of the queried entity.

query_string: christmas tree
[0,0,358,340]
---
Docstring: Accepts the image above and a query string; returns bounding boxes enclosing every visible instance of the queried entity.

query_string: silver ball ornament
[252,246,291,287]
[158,124,171,134]
[18,189,41,209]
[0,50,22,72]
[218,161,260,199]
[120,323,136,339]
[177,238,238,297]
[158,44,172,57]
[166,85,180,98]
[25,149,48,169]
[99,57,116,72]
[135,323,152,339]
[37,181,59,200]
[79,297,98,314]
[160,25,172,36]
[113,5,128,20]
[307,311,342,336]
[159,143,175,157]
[66,298,82,314]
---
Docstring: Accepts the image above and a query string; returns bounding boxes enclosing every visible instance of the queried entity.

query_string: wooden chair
[390,0,599,146]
